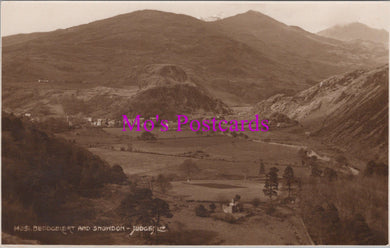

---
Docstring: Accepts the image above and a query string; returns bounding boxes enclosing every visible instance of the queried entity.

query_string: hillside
[212,11,388,85]
[2,113,127,241]
[2,64,230,120]
[3,10,388,106]
[122,64,231,119]
[318,22,389,46]
[2,10,286,104]
[252,65,388,162]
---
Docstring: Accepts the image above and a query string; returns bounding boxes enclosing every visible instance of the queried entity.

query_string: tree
[310,203,342,244]
[139,131,157,141]
[311,166,322,177]
[308,156,318,168]
[118,188,172,239]
[252,198,261,207]
[323,167,338,182]
[259,160,265,175]
[263,167,279,204]
[150,198,173,238]
[209,203,216,213]
[345,214,375,245]
[195,204,210,217]
[335,155,347,166]
[298,148,308,166]
[323,203,341,244]
[283,166,294,197]
[364,160,388,177]
[155,174,172,194]
[109,164,128,184]
[180,159,200,181]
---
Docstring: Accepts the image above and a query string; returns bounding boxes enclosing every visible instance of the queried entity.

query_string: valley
[41,104,381,244]
[2,7,388,245]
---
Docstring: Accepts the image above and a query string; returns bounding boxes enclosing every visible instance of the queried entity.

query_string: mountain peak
[217,9,286,28]
[318,22,389,44]
[344,22,369,28]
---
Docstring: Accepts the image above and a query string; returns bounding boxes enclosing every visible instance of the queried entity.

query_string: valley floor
[5,118,382,245]
[42,124,360,245]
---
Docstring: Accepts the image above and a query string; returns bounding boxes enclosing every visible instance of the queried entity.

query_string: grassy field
[166,202,307,245]
[59,127,311,179]
[170,180,269,202]
[53,126,346,245]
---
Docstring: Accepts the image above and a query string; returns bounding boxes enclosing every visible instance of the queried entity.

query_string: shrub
[265,205,276,215]
[323,167,338,181]
[213,213,237,224]
[364,161,388,177]
[138,131,157,141]
[155,174,172,193]
[209,203,216,213]
[109,164,128,184]
[252,198,261,207]
[195,204,210,217]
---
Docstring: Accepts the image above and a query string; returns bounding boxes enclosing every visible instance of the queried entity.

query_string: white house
[222,198,240,214]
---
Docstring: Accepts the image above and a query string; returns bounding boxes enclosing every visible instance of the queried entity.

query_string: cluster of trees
[300,159,388,245]
[300,182,386,245]
[138,131,157,141]
[298,149,339,181]
[263,167,279,203]
[263,166,296,203]
[154,174,173,194]
[39,117,71,133]
[2,112,128,233]
[264,150,386,245]
[258,160,265,175]
[195,203,216,217]
[230,132,249,139]
[364,160,387,177]
[117,188,172,240]
[179,159,200,181]
[310,162,338,181]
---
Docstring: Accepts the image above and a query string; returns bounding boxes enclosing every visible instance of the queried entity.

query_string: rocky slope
[252,65,388,162]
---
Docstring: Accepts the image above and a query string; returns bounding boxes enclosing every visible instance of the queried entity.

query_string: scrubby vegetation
[138,131,157,141]
[2,113,128,236]
[118,188,172,228]
[195,204,210,217]
[299,169,388,245]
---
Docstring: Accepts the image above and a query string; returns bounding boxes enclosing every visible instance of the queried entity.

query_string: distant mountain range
[252,65,388,162]
[3,10,388,107]
[318,22,389,46]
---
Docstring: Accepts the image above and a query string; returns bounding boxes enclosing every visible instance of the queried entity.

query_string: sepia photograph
[1,1,389,245]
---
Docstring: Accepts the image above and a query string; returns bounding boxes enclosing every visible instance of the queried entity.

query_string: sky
[1,1,389,37]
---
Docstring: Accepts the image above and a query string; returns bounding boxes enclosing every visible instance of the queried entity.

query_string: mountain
[2,10,288,105]
[317,22,389,46]
[121,64,232,119]
[212,11,388,84]
[2,63,230,120]
[2,10,388,108]
[252,65,388,162]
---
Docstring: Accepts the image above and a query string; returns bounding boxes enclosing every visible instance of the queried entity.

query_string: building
[222,198,240,214]
[108,120,116,127]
